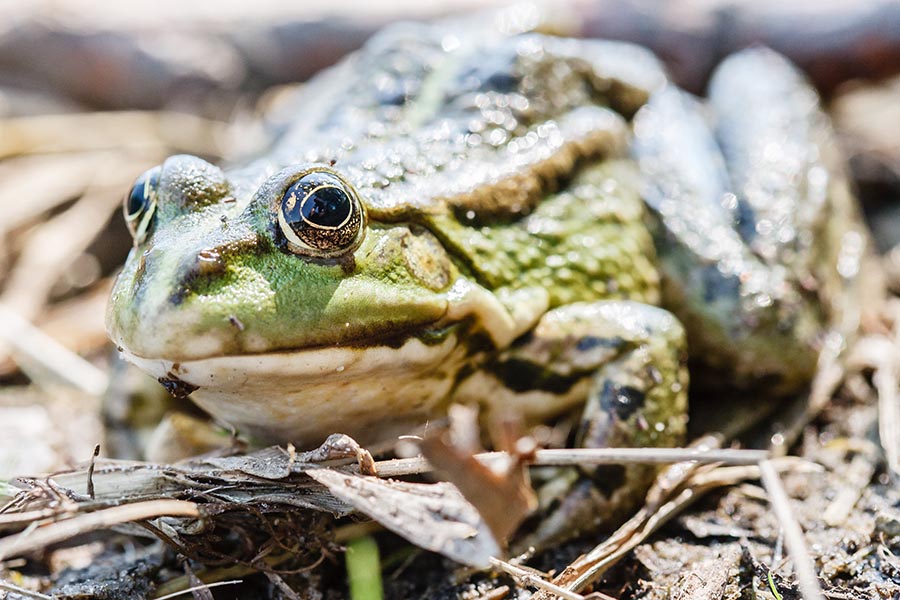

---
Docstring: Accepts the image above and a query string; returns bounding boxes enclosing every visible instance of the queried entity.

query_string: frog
[106,22,870,542]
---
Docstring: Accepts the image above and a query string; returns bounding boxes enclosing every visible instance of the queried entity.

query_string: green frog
[106,22,869,537]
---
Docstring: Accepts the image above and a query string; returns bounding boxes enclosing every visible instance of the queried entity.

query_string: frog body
[107,24,867,464]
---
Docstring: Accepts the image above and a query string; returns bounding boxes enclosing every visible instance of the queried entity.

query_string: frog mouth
[119,333,467,444]
[119,331,462,397]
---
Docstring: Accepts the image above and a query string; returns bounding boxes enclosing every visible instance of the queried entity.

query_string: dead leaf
[419,406,537,546]
[307,469,500,568]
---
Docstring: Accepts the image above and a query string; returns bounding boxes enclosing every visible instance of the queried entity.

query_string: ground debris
[0,434,503,573]
[49,543,168,600]
[632,543,742,600]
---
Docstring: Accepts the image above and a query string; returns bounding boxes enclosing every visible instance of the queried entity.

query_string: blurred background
[0,0,899,489]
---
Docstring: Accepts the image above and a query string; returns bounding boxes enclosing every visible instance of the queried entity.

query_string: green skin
[107,25,869,539]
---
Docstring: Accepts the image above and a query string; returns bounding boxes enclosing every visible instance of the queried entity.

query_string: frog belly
[123,335,465,446]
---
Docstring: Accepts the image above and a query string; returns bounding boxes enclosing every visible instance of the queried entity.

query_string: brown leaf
[419,406,537,547]
[307,469,500,568]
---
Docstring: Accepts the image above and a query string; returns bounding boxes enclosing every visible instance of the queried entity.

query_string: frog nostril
[168,248,229,306]
[196,249,225,275]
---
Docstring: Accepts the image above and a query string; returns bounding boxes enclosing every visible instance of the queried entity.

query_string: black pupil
[294,179,351,228]
[126,168,159,217]
[126,182,147,217]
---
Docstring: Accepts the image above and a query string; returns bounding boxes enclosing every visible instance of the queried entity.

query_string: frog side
[106,25,870,541]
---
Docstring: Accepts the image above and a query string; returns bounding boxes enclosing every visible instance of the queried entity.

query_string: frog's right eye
[124,166,161,244]
[276,169,366,258]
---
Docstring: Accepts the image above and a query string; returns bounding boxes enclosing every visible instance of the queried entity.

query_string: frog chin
[120,332,468,447]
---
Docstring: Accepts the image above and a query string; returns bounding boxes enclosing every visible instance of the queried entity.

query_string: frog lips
[120,333,459,386]
[117,333,465,444]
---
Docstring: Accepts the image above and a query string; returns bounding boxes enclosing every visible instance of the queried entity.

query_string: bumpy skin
[107,25,866,472]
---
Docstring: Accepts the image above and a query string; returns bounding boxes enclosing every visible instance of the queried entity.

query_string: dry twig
[488,557,591,600]
[534,454,817,598]
[152,579,243,600]
[758,460,826,600]
[0,499,200,560]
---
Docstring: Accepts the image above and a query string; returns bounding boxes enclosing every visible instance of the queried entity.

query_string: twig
[151,565,258,599]
[489,557,589,600]
[770,332,847,456]
[0,508,60,528]
[87,444,101,500]
[0,499,200,560]
[374,446,769,477]
[152,579,243,600]
[874,314,900,478]
[548,485,703,595]
[847,324,900,479]
[538,456,808,597]
[822,450,877,526]
[758,460,826,600]
[877,366,900,478]
[0,580,53,599]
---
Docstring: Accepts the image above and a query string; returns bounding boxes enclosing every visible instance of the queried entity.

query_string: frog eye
[124,166,161,244]
[277,170,366,258]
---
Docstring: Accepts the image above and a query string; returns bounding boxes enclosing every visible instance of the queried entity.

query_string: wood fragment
[375,446,770,478]
[0,499,201,560]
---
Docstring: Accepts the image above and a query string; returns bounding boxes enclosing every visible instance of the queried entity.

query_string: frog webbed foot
[485,300,688,551]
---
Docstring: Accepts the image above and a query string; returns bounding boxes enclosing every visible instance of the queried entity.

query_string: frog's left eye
[277,170,366,258]
[124,166,161,244]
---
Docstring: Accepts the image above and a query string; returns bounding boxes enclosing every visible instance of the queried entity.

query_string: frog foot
[460,300,688,551]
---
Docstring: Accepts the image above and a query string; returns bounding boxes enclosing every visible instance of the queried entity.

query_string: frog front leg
[454,300,688,548]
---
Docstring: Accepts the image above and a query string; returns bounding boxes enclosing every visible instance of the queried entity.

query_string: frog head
[106,155,485,442]
[108,154,461,362]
